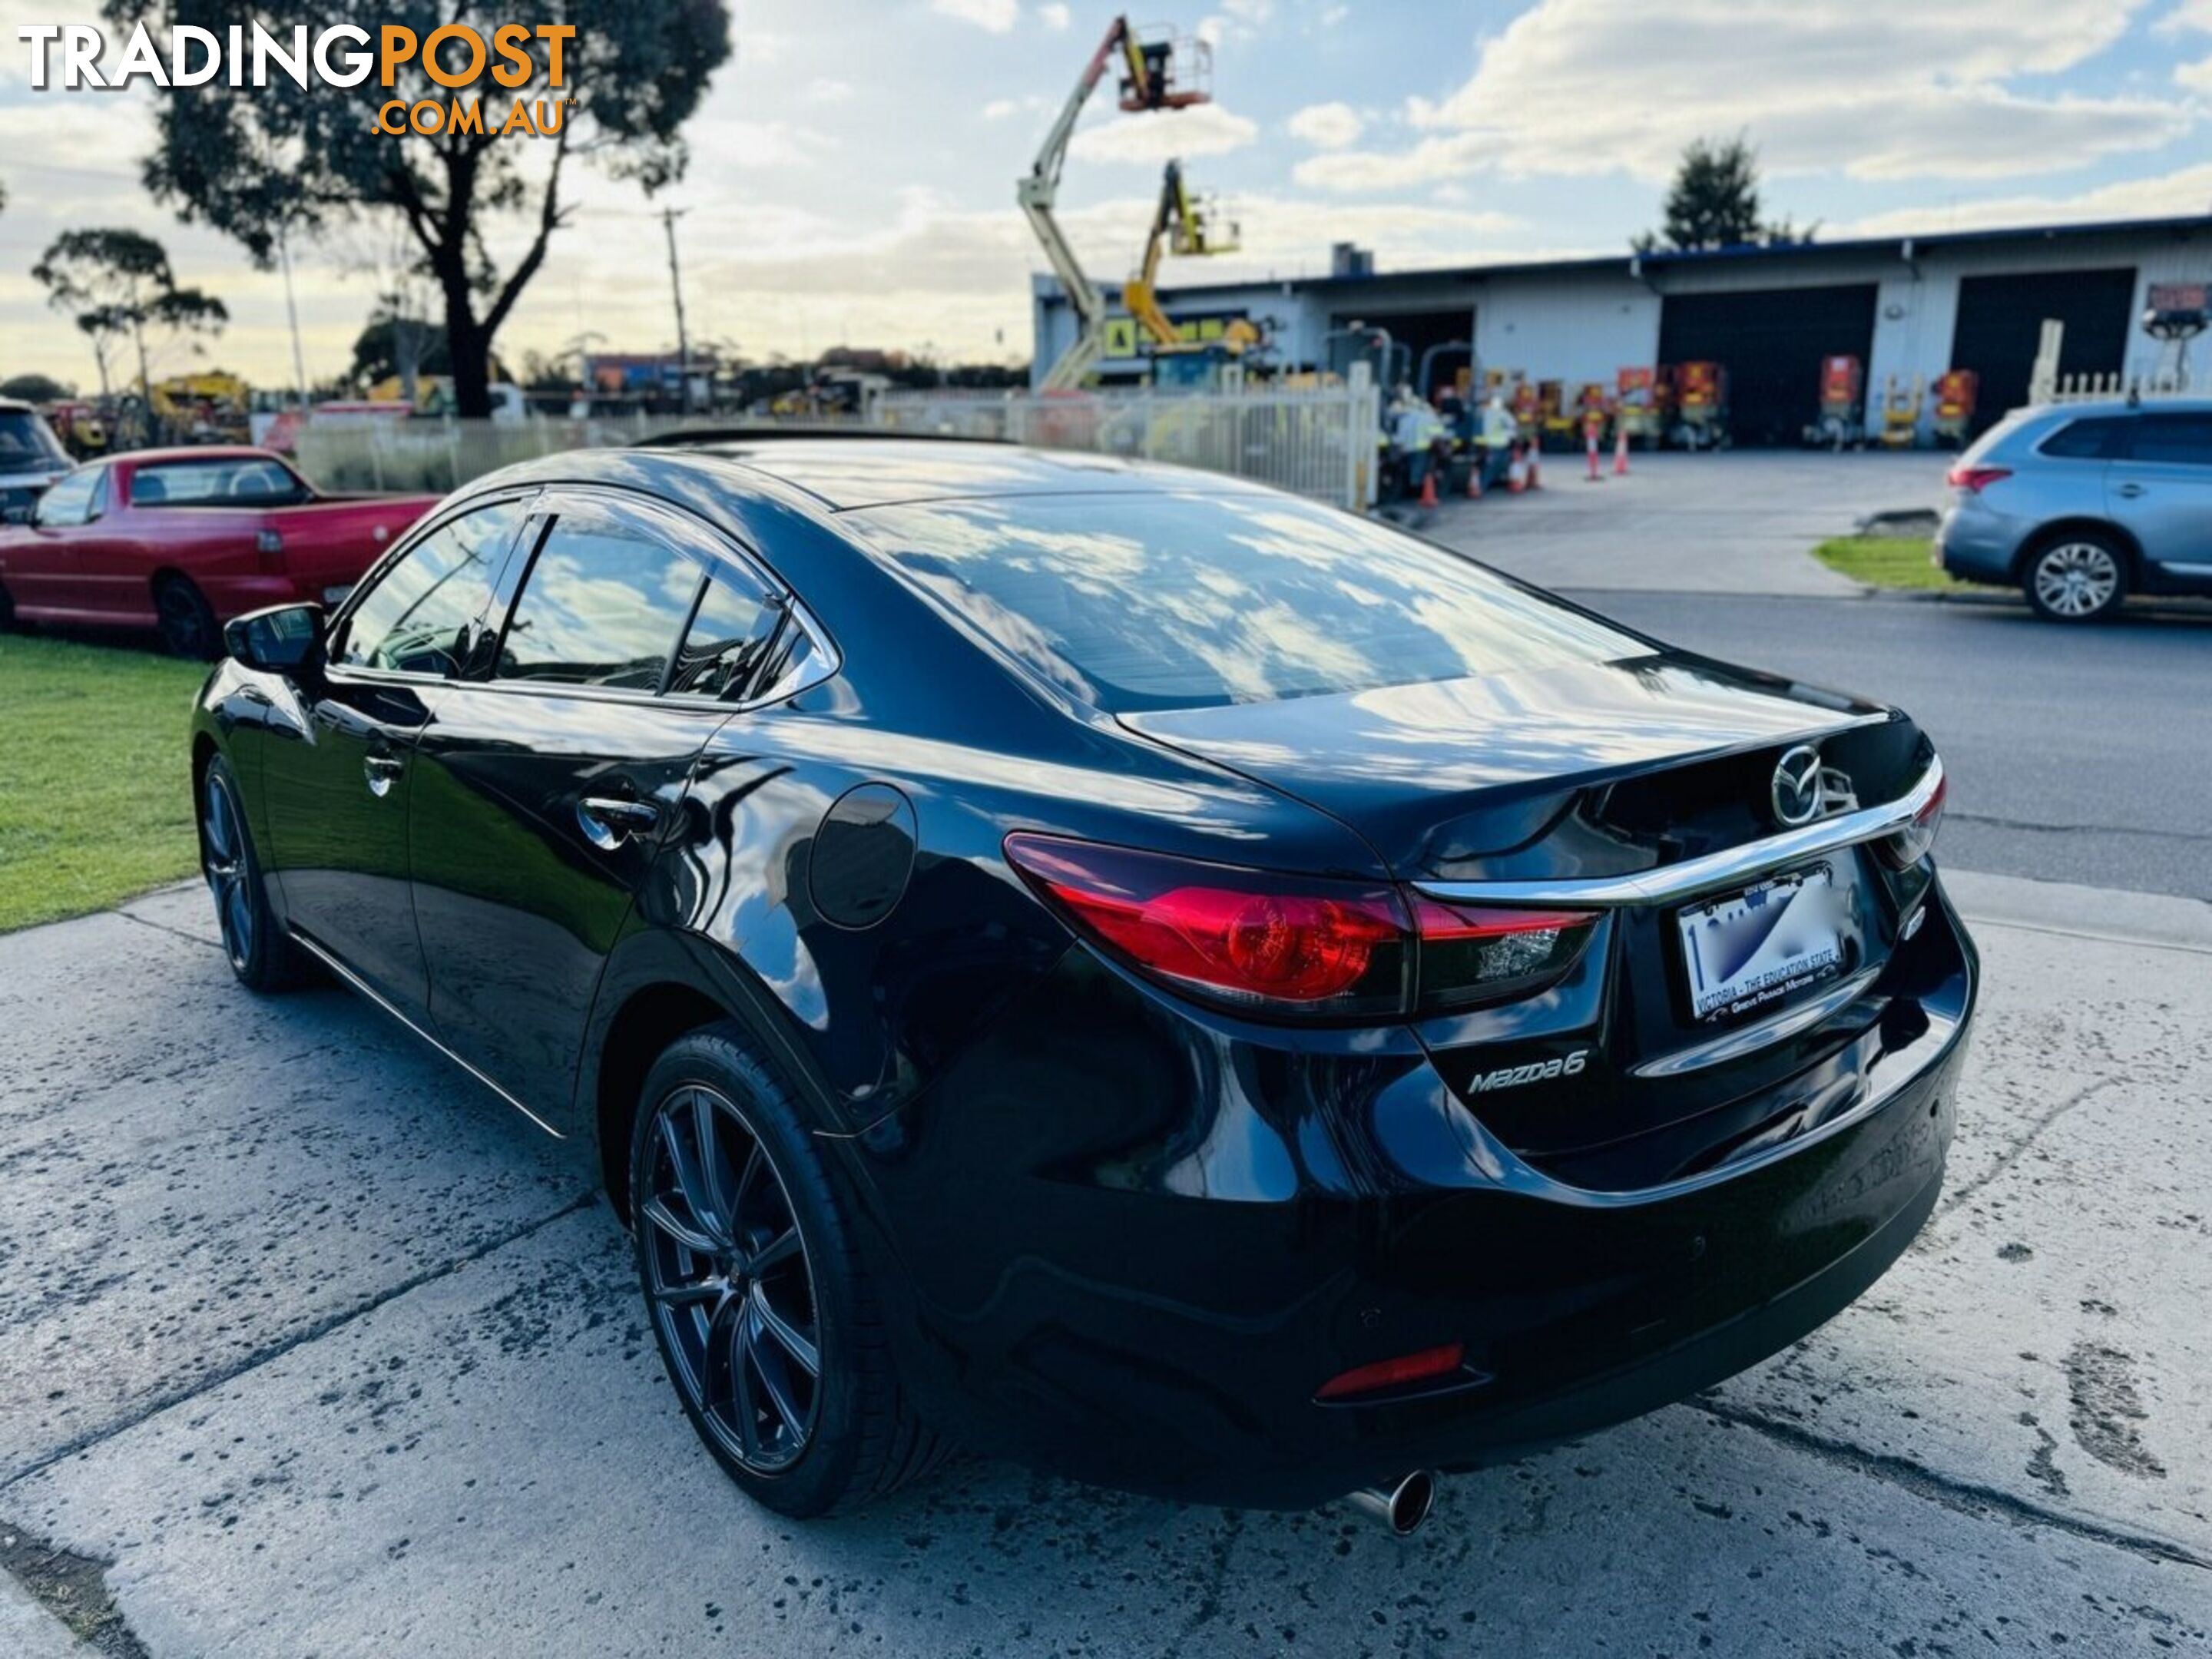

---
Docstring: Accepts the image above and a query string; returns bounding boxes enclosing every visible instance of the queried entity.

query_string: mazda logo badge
[1771,744,1826,827]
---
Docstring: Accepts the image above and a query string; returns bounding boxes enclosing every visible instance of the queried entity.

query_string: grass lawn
[0,633,208,932]
[1812,535,1972,593]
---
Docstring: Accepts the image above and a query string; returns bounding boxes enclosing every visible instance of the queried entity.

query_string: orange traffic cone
[1465,456,1483,498]
[1527,446,1543,491]
[1585,430,1602,482]
[1613,427,1631,475]
[1506,449,1527,493]
[1418,468,1439,509]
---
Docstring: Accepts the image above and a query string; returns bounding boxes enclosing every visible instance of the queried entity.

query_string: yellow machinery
[1021,15,1214,389]
[1121,159,1258,373]
[1877,374,1923,449]
[149,371,251,440]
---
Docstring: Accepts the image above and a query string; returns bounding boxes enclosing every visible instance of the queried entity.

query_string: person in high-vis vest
[1478,392,1516,493]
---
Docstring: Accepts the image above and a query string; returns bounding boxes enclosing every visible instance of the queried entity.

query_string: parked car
[0,396,75,525]
[1936,397,2212,621]
[0,445,440,656]
[191,440,1975,1531]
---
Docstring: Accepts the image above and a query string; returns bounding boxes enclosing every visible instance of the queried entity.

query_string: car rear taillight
[1003,834,1412,1016]
[1945,465,2011,494]
[1879,772,1948,869]
[1411,899,1597,1011]
[1004,835,1598,1020]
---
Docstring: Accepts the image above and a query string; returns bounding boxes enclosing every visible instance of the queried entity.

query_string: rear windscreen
[0,410,67,469]
[849,491,1644,713]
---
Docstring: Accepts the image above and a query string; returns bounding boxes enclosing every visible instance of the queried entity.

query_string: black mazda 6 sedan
[190,438,1975,1529]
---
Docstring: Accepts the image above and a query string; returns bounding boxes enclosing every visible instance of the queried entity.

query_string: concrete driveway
[2,872,2207,1657]
[1422,450,1952,596]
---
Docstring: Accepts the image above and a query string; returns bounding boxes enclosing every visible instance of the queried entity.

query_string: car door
[2107,410,2212,578]
[260,496,531,1015]
[409,490,794,1114]
[5,464,108,618]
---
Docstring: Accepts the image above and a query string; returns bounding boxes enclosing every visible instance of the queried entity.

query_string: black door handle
[578,795,660,849]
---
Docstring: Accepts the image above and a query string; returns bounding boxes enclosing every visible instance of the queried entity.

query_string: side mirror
[224,602,326,674]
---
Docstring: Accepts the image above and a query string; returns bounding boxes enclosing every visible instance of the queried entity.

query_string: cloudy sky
[2,0,2210,395]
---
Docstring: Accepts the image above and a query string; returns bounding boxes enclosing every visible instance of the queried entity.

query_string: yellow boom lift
[1121,157,1257,367]
[1020,16,1211,389]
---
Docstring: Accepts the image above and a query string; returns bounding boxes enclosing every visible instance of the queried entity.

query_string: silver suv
[1936,397,2212,621]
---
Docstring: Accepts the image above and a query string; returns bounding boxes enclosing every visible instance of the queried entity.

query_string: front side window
[31,465,102,528]
[333,501,524,677]
[493,508,704,690]
[2130,413,2212,467]
[130,456,310,506]
[849,491,1645,713]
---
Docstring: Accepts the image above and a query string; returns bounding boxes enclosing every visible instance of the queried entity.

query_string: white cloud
[2179,54,2212,90]
[807,77,855,104]
[680,118,834,168]
[1285,101,1363,150]
[1070,102,1258,162]
[1837,161,2212,235]
[1341,0,2194,186]
[1038,2,1071,28]
[932,0,1019,32]
[2154,0,2212,31]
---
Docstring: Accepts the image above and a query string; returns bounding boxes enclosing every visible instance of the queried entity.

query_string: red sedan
[0,447,440,657]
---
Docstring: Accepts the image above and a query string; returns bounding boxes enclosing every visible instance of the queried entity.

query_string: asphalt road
[1570,590,2212,902]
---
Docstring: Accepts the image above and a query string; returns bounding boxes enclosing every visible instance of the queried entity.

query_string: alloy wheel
[158,581,214,657]
[640,1085,823,1474]
[200,774,255,973]
[2032,542,2119,619]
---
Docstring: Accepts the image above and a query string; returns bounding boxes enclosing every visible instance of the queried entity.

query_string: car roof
[0,398,34,415]
[2022,397,2212,421]
[639,436,1266,511]
[118,445,287,467]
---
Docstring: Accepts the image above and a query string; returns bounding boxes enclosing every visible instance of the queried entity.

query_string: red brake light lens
[1003,833,1412,1015]
[1879,772,1947,869]
[1945,465,2011,494]
[1412,899,1597,1011]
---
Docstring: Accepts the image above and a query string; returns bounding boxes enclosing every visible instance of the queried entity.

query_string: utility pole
[277,221,310,409]
[661,207,692,412]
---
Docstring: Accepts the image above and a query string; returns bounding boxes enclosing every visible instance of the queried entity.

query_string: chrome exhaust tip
[1347,1469,1438,1537]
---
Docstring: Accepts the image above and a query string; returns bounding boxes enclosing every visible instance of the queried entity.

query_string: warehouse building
[1028,212,2212,442]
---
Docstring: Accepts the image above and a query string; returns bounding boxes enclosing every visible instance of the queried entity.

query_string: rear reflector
[1945,465,2011,494]
[1316,1342,1465,1402]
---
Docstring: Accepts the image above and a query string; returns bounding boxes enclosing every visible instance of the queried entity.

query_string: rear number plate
[1677,864,1845,1023]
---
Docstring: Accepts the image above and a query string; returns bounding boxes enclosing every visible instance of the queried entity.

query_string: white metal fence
[290,383,1382,511]
[2034,370,2194,406]
[872,384,1379,508]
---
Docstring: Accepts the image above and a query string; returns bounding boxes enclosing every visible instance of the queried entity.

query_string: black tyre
[2022,531,2128,623]
[631,1025,941,1518]
[156,575,221,660]
[199,757,307,992]
[0,578,15,632]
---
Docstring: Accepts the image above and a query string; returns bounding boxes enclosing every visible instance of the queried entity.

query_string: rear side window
[495,508,703,689]
[334,500,523,676]
[2130,413,2212,466]
[668,575,783,699]
[849,491,1645,713]
[2038,418,2127,460]
[131,456,309,505]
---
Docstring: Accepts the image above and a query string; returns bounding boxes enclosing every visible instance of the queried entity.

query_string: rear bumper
[843,888,1975,1510]
[1934,502,2018,584]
